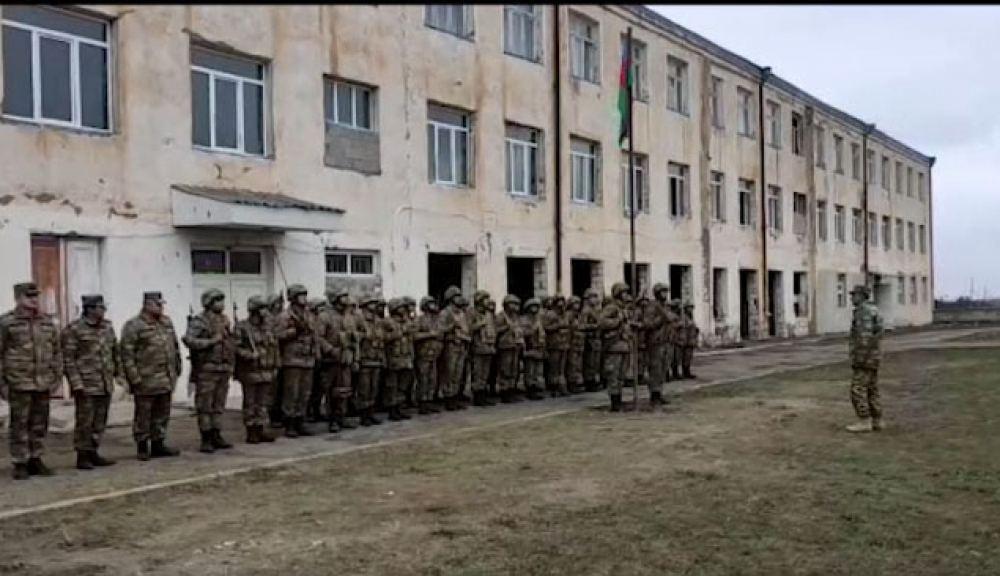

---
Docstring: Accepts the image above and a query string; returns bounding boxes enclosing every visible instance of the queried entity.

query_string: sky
[649,5,1000,300]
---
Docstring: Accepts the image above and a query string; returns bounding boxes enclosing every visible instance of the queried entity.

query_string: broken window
[191,45,267,155]
[738,178,756,227]
[851,142,861,180]
[621,153,649,215]
[816,200,828,241]
[834,204,846,244]
[667,55,688,114]
[425,5,474,39]
[793,272,808,318]
[833,134,844,173]
[767,185,783,234]
[836,273,847,308]
[882,216,891,252]
[623,36,649,102]
[504,5,540,62]
[427,102,473,187]
[791,112,803,155]
[793,193,807,236]
[711,76,724,129]
[2,6,110,130]
[767,100,781,148]
[571,136,600,205]
[505,122,542,198]
[737,87,755,137]
[710,171,725,223]
[668,162,690,219]
[713,268,727,322]
[815,125,826,168]
[569,11,599,84]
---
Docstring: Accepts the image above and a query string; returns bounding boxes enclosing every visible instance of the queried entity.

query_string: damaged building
[0,5,934,401]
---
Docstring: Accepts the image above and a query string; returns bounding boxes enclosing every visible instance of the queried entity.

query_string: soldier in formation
[233,296,277,444]
[847,285,884,433]
[183,288,236,453]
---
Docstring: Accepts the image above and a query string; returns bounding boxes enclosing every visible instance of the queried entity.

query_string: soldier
[644,283,672,406]
[401,295,419,409]
[543,295,571,397]
[847,285,884,433]
[382,298,414,422]
[321,290,357,433]
[495,295,524,403]
[183,289,236,453]
[275,285,318,437]
[438,286,471,411]
[580,288,603,392]
[634,291,652,393]
[468,290,497,407]
[667,299,683,380]
[355,294,385,425]
[62,294,121,470]
[265,293,285,429]
[233,296,277,444]
[306,298,330,423]
[1,282,62,479]
[520,298,546,401]
[455,295,474,406]
[121,291,182,461]
[680,302,700,379]
[600,283,633,412]
[565,296,586,394]
[413,296,444,414]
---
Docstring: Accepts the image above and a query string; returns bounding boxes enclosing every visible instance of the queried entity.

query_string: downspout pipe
[927,156,936,308]
[552,5,563,292]
[757,66,771,337]
[862,122,875,289]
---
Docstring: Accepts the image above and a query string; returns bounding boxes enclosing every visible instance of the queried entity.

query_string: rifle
[186,304,196,399]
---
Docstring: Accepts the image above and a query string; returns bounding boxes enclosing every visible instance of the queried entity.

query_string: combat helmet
[443,285,462,304]
[523,297,541,312]
[502,294,521,309]
[388,297,405,313]
[420,295,437,311]
[474,289,490,305]
[611,282,629,299]
[849,285,870,298]
[567,295,582,310]
[652,282,669,297]
[286,284,308,299]
[201,288,225,307]
[247,295,267,313]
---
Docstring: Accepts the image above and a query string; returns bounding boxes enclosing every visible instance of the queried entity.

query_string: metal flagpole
[626,26,639,411]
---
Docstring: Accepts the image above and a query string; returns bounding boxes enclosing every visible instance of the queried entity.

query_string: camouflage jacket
[520,313,546,359]
[680,315,700,347]
[382,315,413,370]
[566,310,586,352]
[849,301,883,368]
[542,309,571,351]
[579,305,602,350]
[642,301,671,346]
[468,308,497,355]
[183,310,235,374]
[356,311,385,367]
[121,312,182,395]
[62,316,120,396]
[0,308,63,395]
[664,309,682,345]
[316,309,342,365]
[276,307,319,369]
[495,311,524,350]
[413,312,444,361]
[233,316,278,384]
[439,305,471,346]
[599,302,631,354]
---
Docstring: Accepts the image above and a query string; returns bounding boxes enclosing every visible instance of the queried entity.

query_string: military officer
[355,294,385,425]
[580,288,603,392]
[183,289,236,454]
[542,295,571,397]
[847,285,884,433]
[520,298,546,401]
[495,295,524,403]
[438,286,471,411]
[121,291,182,461]
[468,290,497,407]
[62,294,121,470]
[413,296,444,414]
[382,298,414,422]
[275,285,318,437]
[600,283,633,412]
[680,302,700,379]
[2,282,62,479]
[265,293,286,429]
[233,295,277,444]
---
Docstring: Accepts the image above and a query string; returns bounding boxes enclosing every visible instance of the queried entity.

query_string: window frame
[326,78,377,132]
[569,11,600,84]
[427,105,472,187]
[767,185,783,234]
[817,199,828,241]
[793,192,807,236]
[325,250,378,278]
[570,136,599,205]
[851,142,861,180]
[833,134,844,174]
[836,273,847,308]
[710,170,726,223]
[882,216,892,252]
[425,5,474,40]
[766,100,781,148]
[621,153,648,215]
[710,75,724,129]
[737,87,755,138]
[668,162,690,220]
[505,128,539,198]
[815,125,826,168]
[190,46,268,157]
[738,178,756,228]
[834,205,846,244]
[504,4,540,62]
[791,112,803,155]
[666,55,689,115]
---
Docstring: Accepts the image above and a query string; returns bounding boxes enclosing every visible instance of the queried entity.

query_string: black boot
[296,418,315,436]
[246,426,259,444]
[212,429,234,449]
[12,463,29,480]
[368,408,383,425]
[472,391,486,407]
[76,451,94,471]
[90,450,116,467]
[137,440,151,461]
[200,431,216,453]
[650,391,664,406]
[151,439,180,458]
[284,417,299,438]
[27,457,54,476]
[328,417,341,434]
[257,425,276,442]
[610,394,623,412]
[418,402,432,415]
[388,406,404,422]
[337,416,358,430]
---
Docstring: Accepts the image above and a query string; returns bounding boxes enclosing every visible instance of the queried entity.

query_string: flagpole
[626,26,639,411]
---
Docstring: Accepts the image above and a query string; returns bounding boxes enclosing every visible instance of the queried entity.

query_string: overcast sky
[649,5,999,300]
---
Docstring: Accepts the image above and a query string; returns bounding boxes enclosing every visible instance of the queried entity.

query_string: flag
[617,37,632,147]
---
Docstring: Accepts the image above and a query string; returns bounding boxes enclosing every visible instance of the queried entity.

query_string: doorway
[622,262,650,295]
[506,257,544,303]
[428,252,476,305]
[739,269,758,340]
[191,247,271,321]
[571,258,602,297]
[669,264,692,303]
[767,270,783,337]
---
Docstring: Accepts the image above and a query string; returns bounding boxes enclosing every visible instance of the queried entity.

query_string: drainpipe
[862,123,875,289]
[552,5,563,292]
[757,66,771,337]
[927,156,936,308]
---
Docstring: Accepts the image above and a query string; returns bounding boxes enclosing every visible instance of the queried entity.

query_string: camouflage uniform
[468,290,497,406]
[183,289,236,451]
[438,286,471,410]
[600,283,632,411]
[680,303,700,378]
[634,293,651,390]
[495,295,524,402]
[233,296,278,443]
[520,298,546,400]
[265,294,285,428]
[121,292,183,459]
[62,294,121,466]
[355,295,385,425]
[580,289,603,391]
[413,297,444,413]
[565,296,585,393]
[1,283,62,476]
[666,300,683,380]
[644,284,672,401]
[307,298,331,422]
[542,296,571,397]
[382,299,414,421]
[320,291,357,432]
[849,286,884,427]
[401,296,418,407]
[275,285,319,436]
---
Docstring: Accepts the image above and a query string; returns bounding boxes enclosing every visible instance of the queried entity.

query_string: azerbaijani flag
[617,39,632,148]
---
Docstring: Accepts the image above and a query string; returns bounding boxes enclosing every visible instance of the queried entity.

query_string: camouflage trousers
[546,349,568,394]
[269,368,284,421]
[647,342,669,394]
[523,356,545,392]
[471,354,493,393]
[681,346,695,375]
[670,343,682,378]
[308,366,327,419]
[320,363,353,420]
[495,349,520,394]
[74,393,110,452]
[383,369,412,408]
[8,390,50,464]
[583,341,602,388]
[240,381,271,427]
[567,347,584,391]
[443,343,468,399]
[850,366,882,419]
[602,352,628,396]
[356,366,381,411]
[281,367,313,419]
[415,354,439,403]
[133,392,171,443]
[194,371,230,432]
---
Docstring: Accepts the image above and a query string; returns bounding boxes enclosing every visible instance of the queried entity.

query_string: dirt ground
[1,346,998,575]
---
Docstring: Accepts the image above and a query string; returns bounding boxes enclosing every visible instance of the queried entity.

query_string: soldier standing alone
[233,296,277,444]
[183,289,236,453]
[847,285,884,433]
[62,294,121,470]
[2,282,62,479]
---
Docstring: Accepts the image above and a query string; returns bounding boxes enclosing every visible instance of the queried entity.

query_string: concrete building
[0,5,934,400]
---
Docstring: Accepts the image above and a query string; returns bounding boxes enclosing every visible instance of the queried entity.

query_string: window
[710,76,724,128]
[570,136,600,204]
[191,249,227,274]
[505,123,542,198]
[793,193,807,236]
[852,208,863,244]
[767,185,783,233]
[866,150,875,185]
[738,179,756,227]
[895,161,904,195]
[1,6,111,131]
[906,167,914,197]
[881,155,890,191]
[895,218,904,251]
[815,125,826,168]
[668,162,690,219]
[192,249,261,275]
[851,143,861,180]
[326,250,377,277]
[910,276,918,305]
[710,171,725,223]
[834,205,846,243]
[836,273,847,308]
[569,11,599,84]
[767,100,781,148]
[667,56,689,114]
[427,102,473,187]
[918,172,926,201]
[712,268,727,322]
[868,212,878,247]
[793,272,808,318]
[425,5,474,39]
[882,216,891,252]
[191,45,267,155]
[325,79,376,131]
[919,225,926,254]
[907,221,916,253]
[897,274,906,305]
[791,112,803,155]
[737,87,755,137]
[833,134,844,173]
[922,277,929,304]
[504,5,540,62]
[817,200,828,241]
[621,153,649,215]
[623,37,648,102]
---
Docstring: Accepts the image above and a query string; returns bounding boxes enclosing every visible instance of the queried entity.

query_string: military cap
[523,297,541,311]
[13,282,40,298]
[503,294,521,307]
[443,285,462,303]
[201,288,225,307]
[81,294,106,308]
[652,282,669,295]
[474,289,490,304]
[247,295,267,312]
[611,282,629,298]
[286,284,308,298]
[850,285,870,297]
[143,291,164,303]
[419,295,437,310]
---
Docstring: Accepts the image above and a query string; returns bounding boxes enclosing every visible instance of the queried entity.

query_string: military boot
[76,451,94,471]
[284,417,299,438]
[650,391,665,406]
[212,429,234,449]
[846,419,874,433]
[246,426,259,444]
[200,431,216,453]
[872,417,885,432]
[388,406,405,422]
[12,463,29,480]
[137,441,151,461]
[257,425,276,442]
[368,408,383,425]
[27,458,55,476]
[151,440,180,457]
[296,418,315,436]
[90,451,116,467]
[609,394,623,413]
[328,417,341,434]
